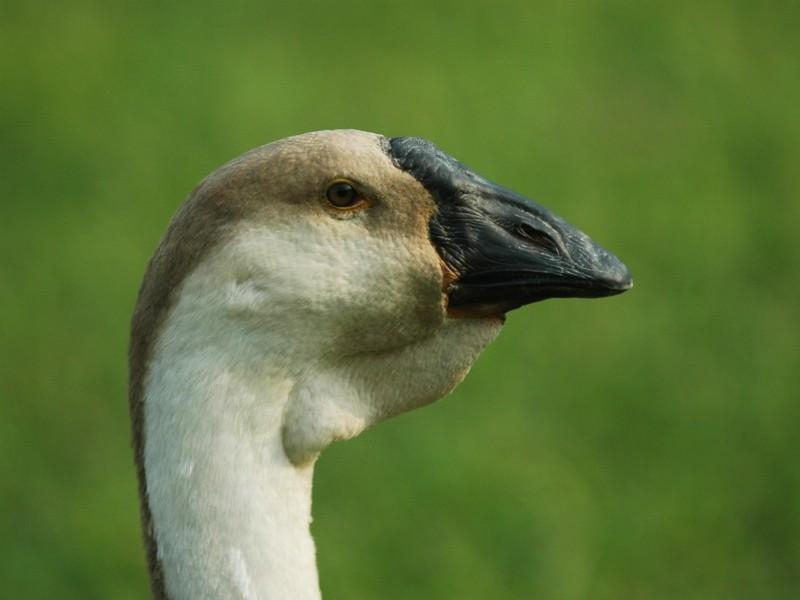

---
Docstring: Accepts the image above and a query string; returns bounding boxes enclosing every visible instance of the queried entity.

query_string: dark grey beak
[386,136,632,317]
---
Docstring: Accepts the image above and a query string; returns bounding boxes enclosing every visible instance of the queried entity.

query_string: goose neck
[143,342,321,600]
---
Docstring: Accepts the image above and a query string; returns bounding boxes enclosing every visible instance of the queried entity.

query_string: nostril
[514,222,562,256]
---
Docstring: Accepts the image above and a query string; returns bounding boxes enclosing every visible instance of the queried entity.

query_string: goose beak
[432,184,632,317]
[386,136,632,317]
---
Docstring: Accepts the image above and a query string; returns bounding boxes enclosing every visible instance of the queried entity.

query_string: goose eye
[326,181,361,209]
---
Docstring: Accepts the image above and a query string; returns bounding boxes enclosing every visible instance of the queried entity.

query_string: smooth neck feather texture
[144,287,321,600]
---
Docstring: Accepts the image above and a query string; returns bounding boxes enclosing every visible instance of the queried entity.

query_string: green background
[2,1,798,598]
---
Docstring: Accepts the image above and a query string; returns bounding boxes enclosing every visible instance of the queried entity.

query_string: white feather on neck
[144,324,321,600]
[142,225,502,600]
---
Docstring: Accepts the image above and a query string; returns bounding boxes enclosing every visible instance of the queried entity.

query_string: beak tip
[589,242,632,294]
[603,260,633,294]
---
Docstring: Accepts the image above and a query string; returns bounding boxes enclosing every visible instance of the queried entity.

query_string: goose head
[132,129,631,466]
[130,129,631,599]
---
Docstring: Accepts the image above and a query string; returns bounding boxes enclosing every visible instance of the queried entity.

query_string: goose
[129,129,631,600]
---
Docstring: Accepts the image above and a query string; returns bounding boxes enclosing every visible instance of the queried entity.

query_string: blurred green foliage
[2,1,798,598]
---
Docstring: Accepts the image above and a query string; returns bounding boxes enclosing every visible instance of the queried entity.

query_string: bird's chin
[446,304,507,324]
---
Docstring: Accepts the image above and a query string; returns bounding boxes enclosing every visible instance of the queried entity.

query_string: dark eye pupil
[327,182,357,207]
